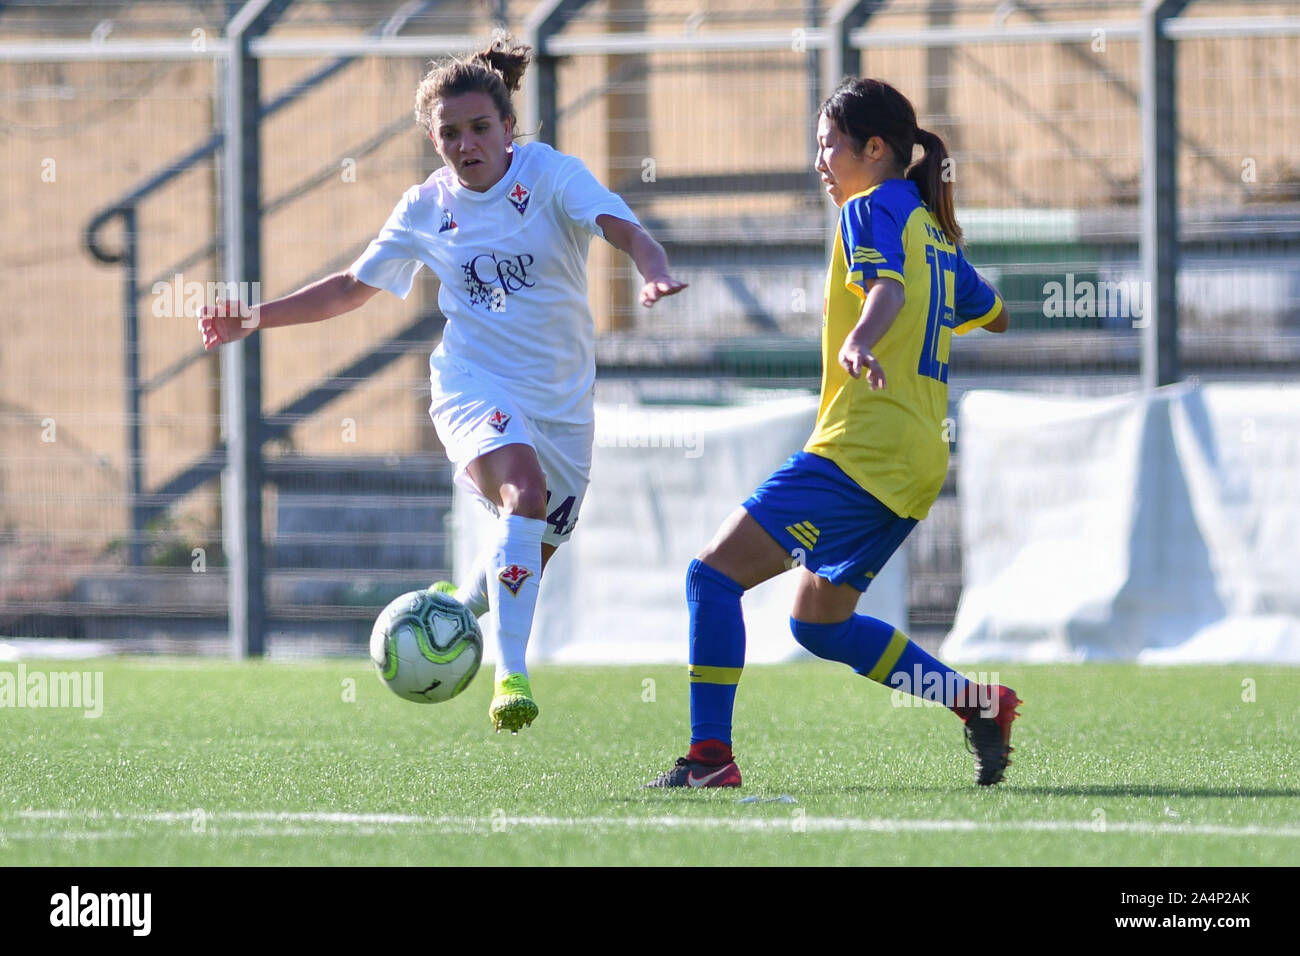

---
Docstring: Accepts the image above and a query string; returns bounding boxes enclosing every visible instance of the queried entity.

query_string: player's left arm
[982,299,1009,333]
[953,247,1009,334]
[597,214,689,307]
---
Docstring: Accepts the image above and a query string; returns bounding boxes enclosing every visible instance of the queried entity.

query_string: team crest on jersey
[497,564,532,596]
[487,408,511,433]
[439,208,458,233]
[507,181,531,215]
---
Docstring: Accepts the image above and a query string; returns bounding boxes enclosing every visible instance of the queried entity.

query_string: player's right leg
[434,542,559,615]
[643,507,791,789]
[464,442,548,734]
[426,359,550,734]
[428,368,595,735]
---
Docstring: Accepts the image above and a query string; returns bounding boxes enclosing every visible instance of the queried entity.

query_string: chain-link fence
[2,0,1297,649]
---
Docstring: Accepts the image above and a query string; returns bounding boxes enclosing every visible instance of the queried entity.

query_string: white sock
[454,551,491,619]
[487,514,545,682]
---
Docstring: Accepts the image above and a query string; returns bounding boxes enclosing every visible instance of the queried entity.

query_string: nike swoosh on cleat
[687,766,732,788]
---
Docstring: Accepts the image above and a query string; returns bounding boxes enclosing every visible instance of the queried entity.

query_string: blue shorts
[743,451,917,592]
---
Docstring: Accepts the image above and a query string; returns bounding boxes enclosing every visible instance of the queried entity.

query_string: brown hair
[414,35,532,136]
[820,77,962,245]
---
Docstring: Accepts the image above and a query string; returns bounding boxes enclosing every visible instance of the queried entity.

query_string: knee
[789,616,852,658]
[499,483,548,521]
[686,557,745,600]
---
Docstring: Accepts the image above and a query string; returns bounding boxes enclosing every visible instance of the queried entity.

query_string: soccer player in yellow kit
[647,78,1020,788]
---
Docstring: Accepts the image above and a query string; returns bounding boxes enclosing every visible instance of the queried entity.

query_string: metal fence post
[221,0,289,658]
[1141,0,1191,388]
[825,0,882,92]
[120,208,147,568]
[524,0,592,145]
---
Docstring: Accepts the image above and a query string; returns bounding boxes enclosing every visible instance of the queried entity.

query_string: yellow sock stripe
[864,629,910,684]
[689,665,744,685]
[786,524,816,550]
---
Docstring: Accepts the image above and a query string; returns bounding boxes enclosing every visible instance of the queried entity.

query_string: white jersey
[350,141,639,424]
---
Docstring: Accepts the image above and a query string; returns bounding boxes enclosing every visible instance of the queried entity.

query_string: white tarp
[453,395,908,664]
[942,383,1300,663]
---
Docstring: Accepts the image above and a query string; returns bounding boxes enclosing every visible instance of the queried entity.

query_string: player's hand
[639,275,688,307]
[839,337,886,389]
[198,300,259,351]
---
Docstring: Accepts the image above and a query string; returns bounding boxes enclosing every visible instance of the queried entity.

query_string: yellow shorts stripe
[864,629,909,683]
[689,664,744,685]
[795,521,820,543]
[786,524,816,550]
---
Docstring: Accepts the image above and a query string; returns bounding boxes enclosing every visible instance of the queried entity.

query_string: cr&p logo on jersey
[461,251,536,308]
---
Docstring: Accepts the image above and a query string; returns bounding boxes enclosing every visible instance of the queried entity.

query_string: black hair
[821,77,962,245]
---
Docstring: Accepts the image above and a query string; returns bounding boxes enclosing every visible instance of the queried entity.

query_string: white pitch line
[11,810,1300,839]
[16,810,435,825]
[0,827,398,841]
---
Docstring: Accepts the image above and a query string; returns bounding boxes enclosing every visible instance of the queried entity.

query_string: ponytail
[909,127,962,246]
[468,39,530,95]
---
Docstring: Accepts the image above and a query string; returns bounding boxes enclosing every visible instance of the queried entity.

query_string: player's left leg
[789,569,975,702]
[789,571,1022,786]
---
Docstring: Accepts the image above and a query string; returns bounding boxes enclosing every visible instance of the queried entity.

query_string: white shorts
[428,354,593,548]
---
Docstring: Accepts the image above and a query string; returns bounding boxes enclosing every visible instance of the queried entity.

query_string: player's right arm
[836,190,908,388]
[198,271,381,350]
[838,277,905,387]
[203,186,421,350]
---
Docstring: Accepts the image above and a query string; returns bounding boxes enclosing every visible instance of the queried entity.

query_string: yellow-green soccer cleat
[429,580,458,596]
[489,673,539,734]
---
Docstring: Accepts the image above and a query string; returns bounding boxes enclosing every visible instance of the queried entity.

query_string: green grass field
[1,658,1297,866]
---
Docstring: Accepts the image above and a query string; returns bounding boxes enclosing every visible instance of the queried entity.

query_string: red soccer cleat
[958,685,1023,786]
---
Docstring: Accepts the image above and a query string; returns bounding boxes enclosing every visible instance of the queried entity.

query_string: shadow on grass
[611,785,1300,801]
[1007,785,1300,799]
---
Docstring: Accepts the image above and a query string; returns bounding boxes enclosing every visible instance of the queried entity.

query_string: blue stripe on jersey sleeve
[840,187,908,296]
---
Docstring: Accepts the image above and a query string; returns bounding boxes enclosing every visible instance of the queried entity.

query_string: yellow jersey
[805,179,1002,519]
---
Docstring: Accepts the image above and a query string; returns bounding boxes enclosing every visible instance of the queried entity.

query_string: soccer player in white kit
[199,38,686,733]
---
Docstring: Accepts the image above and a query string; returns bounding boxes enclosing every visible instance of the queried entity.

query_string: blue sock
[687,559,746,748]
[789,615,971,708]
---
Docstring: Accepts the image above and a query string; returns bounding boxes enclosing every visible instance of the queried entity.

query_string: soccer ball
[369,589,482,703]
